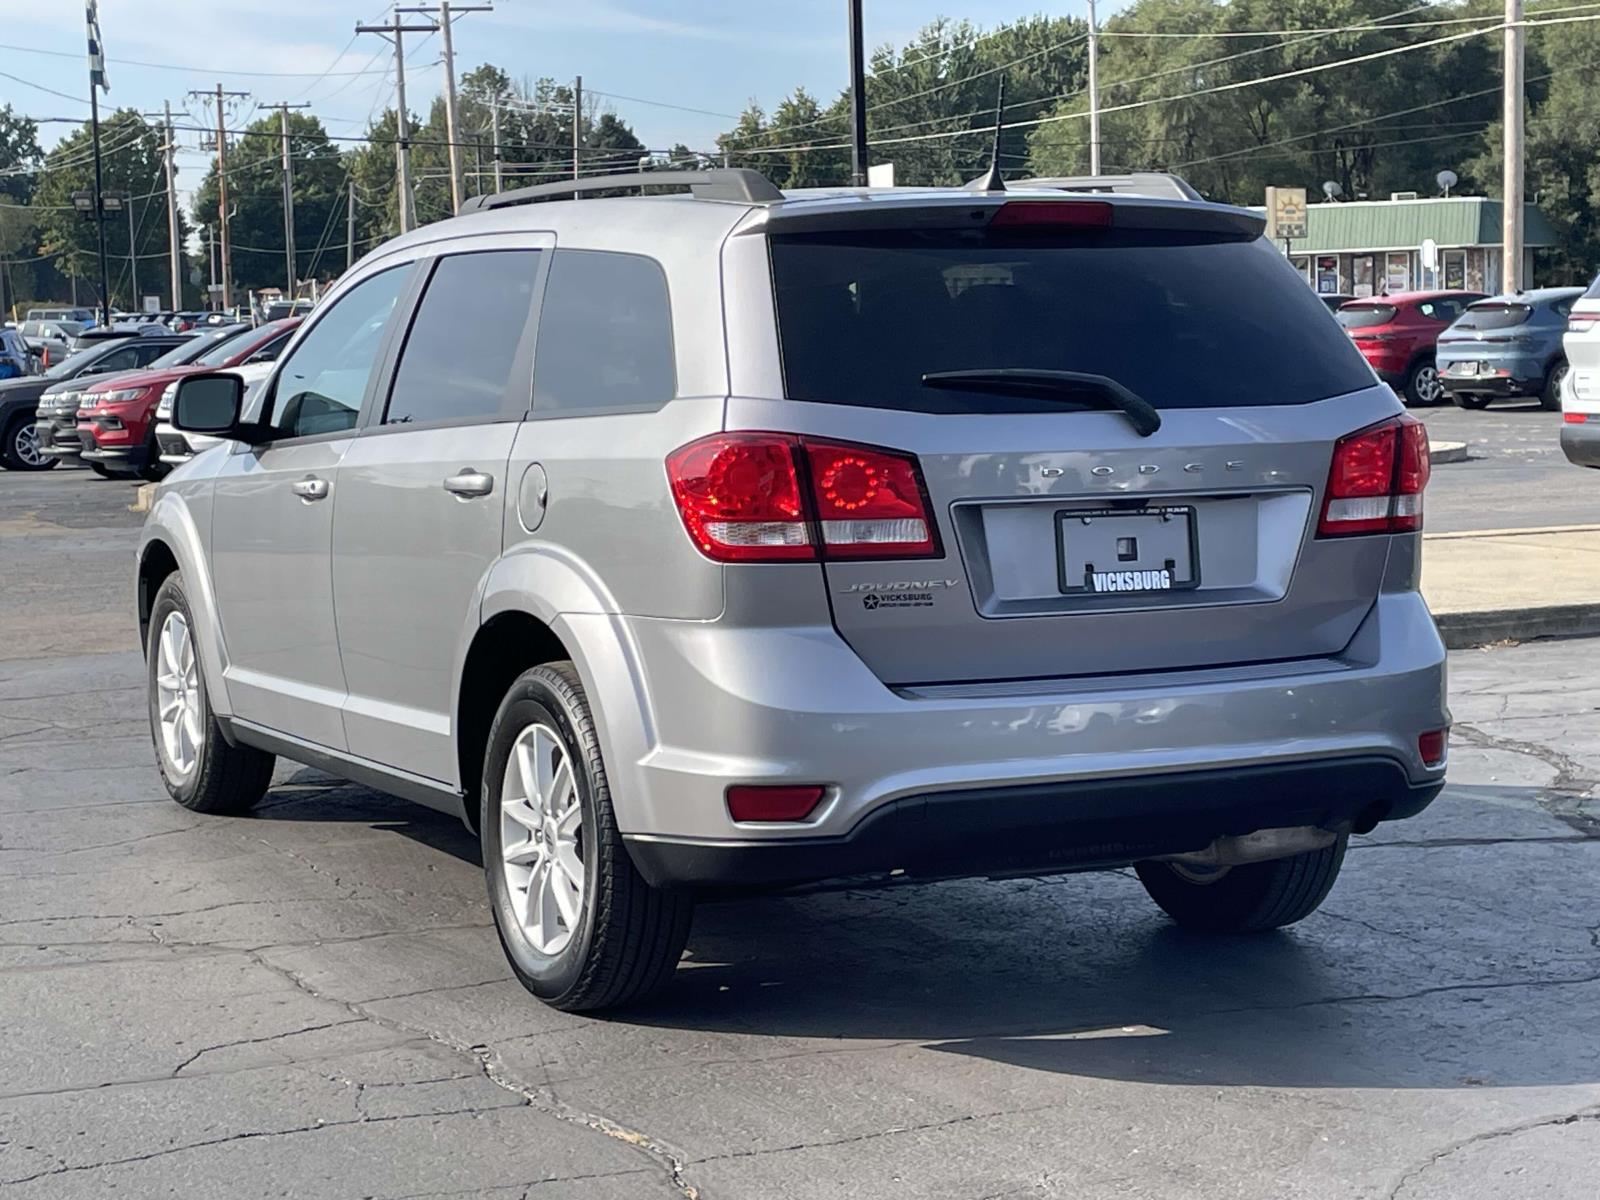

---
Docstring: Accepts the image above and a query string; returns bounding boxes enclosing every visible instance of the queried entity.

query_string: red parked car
[1335,291,1486,406]
[76,318,302,479]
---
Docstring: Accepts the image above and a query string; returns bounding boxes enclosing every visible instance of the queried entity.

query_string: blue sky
[5,1,1113,177]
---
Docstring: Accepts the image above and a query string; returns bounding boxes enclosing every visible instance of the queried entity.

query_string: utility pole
[490,93,504,192]
[206,224,217,311]
[162,102,181,310]
[398,4,492,215]
[572,75,583,181]
[264,102,310,298]
[1502,0,1525,293]
[87,75,111,323]
[846,0,868,186]
[356,11,438,234]
[1086,0,1102,175]
[346,179,356,271]
[125,197,138,311]
[190,84,249,312]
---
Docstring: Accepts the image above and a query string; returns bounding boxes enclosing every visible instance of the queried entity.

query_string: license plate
[1446,361,1478,376]
[1057,507,1200,595]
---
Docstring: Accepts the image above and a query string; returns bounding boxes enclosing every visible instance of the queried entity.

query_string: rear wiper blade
[921,369,1161,438]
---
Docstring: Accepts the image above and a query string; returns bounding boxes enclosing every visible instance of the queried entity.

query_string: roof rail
[457,167,783,214]
[1012,172,1203,202]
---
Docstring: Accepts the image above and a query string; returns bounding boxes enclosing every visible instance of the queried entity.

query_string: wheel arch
[137,495,233,717]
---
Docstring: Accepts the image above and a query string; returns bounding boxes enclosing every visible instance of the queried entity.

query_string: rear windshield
[769,230,1375,412]
[1335,304,1397,329]
[1454,302,1530,330]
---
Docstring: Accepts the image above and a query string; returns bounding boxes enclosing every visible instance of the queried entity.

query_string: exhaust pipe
[1160,825,1338,870]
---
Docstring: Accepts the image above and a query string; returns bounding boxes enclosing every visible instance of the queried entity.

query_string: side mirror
[173,372,253,438]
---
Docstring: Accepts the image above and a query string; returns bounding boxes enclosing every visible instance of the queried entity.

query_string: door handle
[290,476,330,501]
[443,469,494,498]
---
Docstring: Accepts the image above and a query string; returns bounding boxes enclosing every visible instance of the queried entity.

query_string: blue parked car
[1437,286,1585,410]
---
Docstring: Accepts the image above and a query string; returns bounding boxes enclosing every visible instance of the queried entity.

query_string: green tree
[32,110,172,311]
[191,111,347,294]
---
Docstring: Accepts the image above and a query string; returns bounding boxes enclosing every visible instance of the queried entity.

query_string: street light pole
[126,197,138,312]
[846,0,869,186]
[163,101,182,311]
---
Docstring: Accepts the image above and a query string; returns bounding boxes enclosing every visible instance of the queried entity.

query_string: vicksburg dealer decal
[840,579,961,611]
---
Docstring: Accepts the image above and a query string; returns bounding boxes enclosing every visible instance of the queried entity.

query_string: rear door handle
[443,469,494,498]
[290,476,330,501]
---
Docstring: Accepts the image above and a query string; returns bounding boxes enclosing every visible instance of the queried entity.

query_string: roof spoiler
[458,168,783,213]
[1008,172,1203,202]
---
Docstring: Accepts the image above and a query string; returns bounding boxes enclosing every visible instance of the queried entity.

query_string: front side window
[384,250,541,426]
[266,266,410,439]
[532,250,675,414]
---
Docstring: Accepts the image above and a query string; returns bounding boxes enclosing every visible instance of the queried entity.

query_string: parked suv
[1562,273,1600,467]
[1337,291,1485,405]
[76,320,292,479]
[1437,287,1583,410]
[142,170,1449,1012]
[5,332,191,470]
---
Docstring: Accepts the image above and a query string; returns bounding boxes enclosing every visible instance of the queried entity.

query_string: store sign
[1264,186,1309,240]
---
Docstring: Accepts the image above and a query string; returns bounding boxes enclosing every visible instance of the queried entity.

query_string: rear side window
[384,250,542,426]
[1336,304,1397,329]
[771,231,1374,412]
[1454,303,1531,330]
[532,250,675,414]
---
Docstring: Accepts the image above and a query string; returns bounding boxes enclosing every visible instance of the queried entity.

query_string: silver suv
[140,169,1449,1011]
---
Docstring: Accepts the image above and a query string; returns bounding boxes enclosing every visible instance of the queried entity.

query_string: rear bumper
[1440,357,1545,395]
[626,756,1441,888]
[584,589,1448,882]
[1561,419,1600,467]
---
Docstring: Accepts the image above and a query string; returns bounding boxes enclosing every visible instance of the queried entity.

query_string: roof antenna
[967,74,1008,193]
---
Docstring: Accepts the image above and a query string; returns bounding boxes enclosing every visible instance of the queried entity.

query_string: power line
[0,40,391,79]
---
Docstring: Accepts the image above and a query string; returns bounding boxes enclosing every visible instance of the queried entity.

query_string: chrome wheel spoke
[154,612,200,780]
[502,835,541,866]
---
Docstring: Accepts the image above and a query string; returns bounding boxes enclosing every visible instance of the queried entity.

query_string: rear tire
[1541,361,1568,412]
[1452,392,1491,410]
[1134,834,1348,932]
[1404,360,1444,406]
[146,575,275,815]
[89,462,116,478]
[482,661,693,1012]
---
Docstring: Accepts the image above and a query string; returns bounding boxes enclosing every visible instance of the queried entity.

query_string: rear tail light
[1566,412,1590,424]
[727,784,826,823]
[1418,728,1448,767]
[666,433,939,562]
[1317,415,1430,537]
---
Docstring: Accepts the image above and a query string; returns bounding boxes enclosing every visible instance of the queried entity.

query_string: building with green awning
[1263,195,1559,298]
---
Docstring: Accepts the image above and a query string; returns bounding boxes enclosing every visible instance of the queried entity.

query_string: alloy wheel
[499,722,586,956]
[1415,365,1443,404]
[154,611,202,779]
[11,423,47,468]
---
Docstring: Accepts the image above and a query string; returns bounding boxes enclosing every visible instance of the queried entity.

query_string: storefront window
[1316,256,1340,294]
[1352,255,1375,298]
[1441,250,1466,291]
[1385,251,1412,293]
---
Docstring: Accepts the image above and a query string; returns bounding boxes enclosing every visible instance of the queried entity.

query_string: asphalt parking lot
[2,455,1599,1199]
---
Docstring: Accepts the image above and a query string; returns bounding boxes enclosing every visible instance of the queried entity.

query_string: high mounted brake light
[1317,415,1430,537]
[666,433,940,563]
[988,200,1112,229]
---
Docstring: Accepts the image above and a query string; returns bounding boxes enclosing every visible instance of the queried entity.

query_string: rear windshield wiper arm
[920,369,1161,438]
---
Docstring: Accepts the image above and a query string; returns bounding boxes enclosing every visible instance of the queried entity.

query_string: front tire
[482,662,693,1012]
[147,575,275,814]
[1404,360,1444,406]
[1,416,56,471]
[1134,834,1348,932]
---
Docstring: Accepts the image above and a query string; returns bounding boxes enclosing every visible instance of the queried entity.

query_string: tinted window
[96,344,150,372]
[1336,304,1397,329]
[532,250,675,414]
[772,231,1374,412]
[193,325,278,368]
[384,250,541,426]
[1454,303,1531,331]
[1553,297,1577,318]
[1416,299,1461,321]
[267,266,409,438]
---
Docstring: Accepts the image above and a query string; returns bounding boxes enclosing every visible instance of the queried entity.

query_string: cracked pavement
[3,469,1599,1198]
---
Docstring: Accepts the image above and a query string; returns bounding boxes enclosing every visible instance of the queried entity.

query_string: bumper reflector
[727,785,827,823]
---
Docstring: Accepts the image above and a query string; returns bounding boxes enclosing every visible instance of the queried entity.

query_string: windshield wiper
[921,369,1161,438]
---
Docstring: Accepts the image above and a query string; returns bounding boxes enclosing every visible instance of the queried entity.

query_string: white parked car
[1561,273,1600,468]
[155,360,275,464]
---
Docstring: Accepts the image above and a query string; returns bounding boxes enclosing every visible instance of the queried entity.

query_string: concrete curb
[1431,440,1468,464]
[1435,602,1600,649]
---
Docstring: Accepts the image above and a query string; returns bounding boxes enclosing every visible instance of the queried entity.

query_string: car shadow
[247,771,1598,1090]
